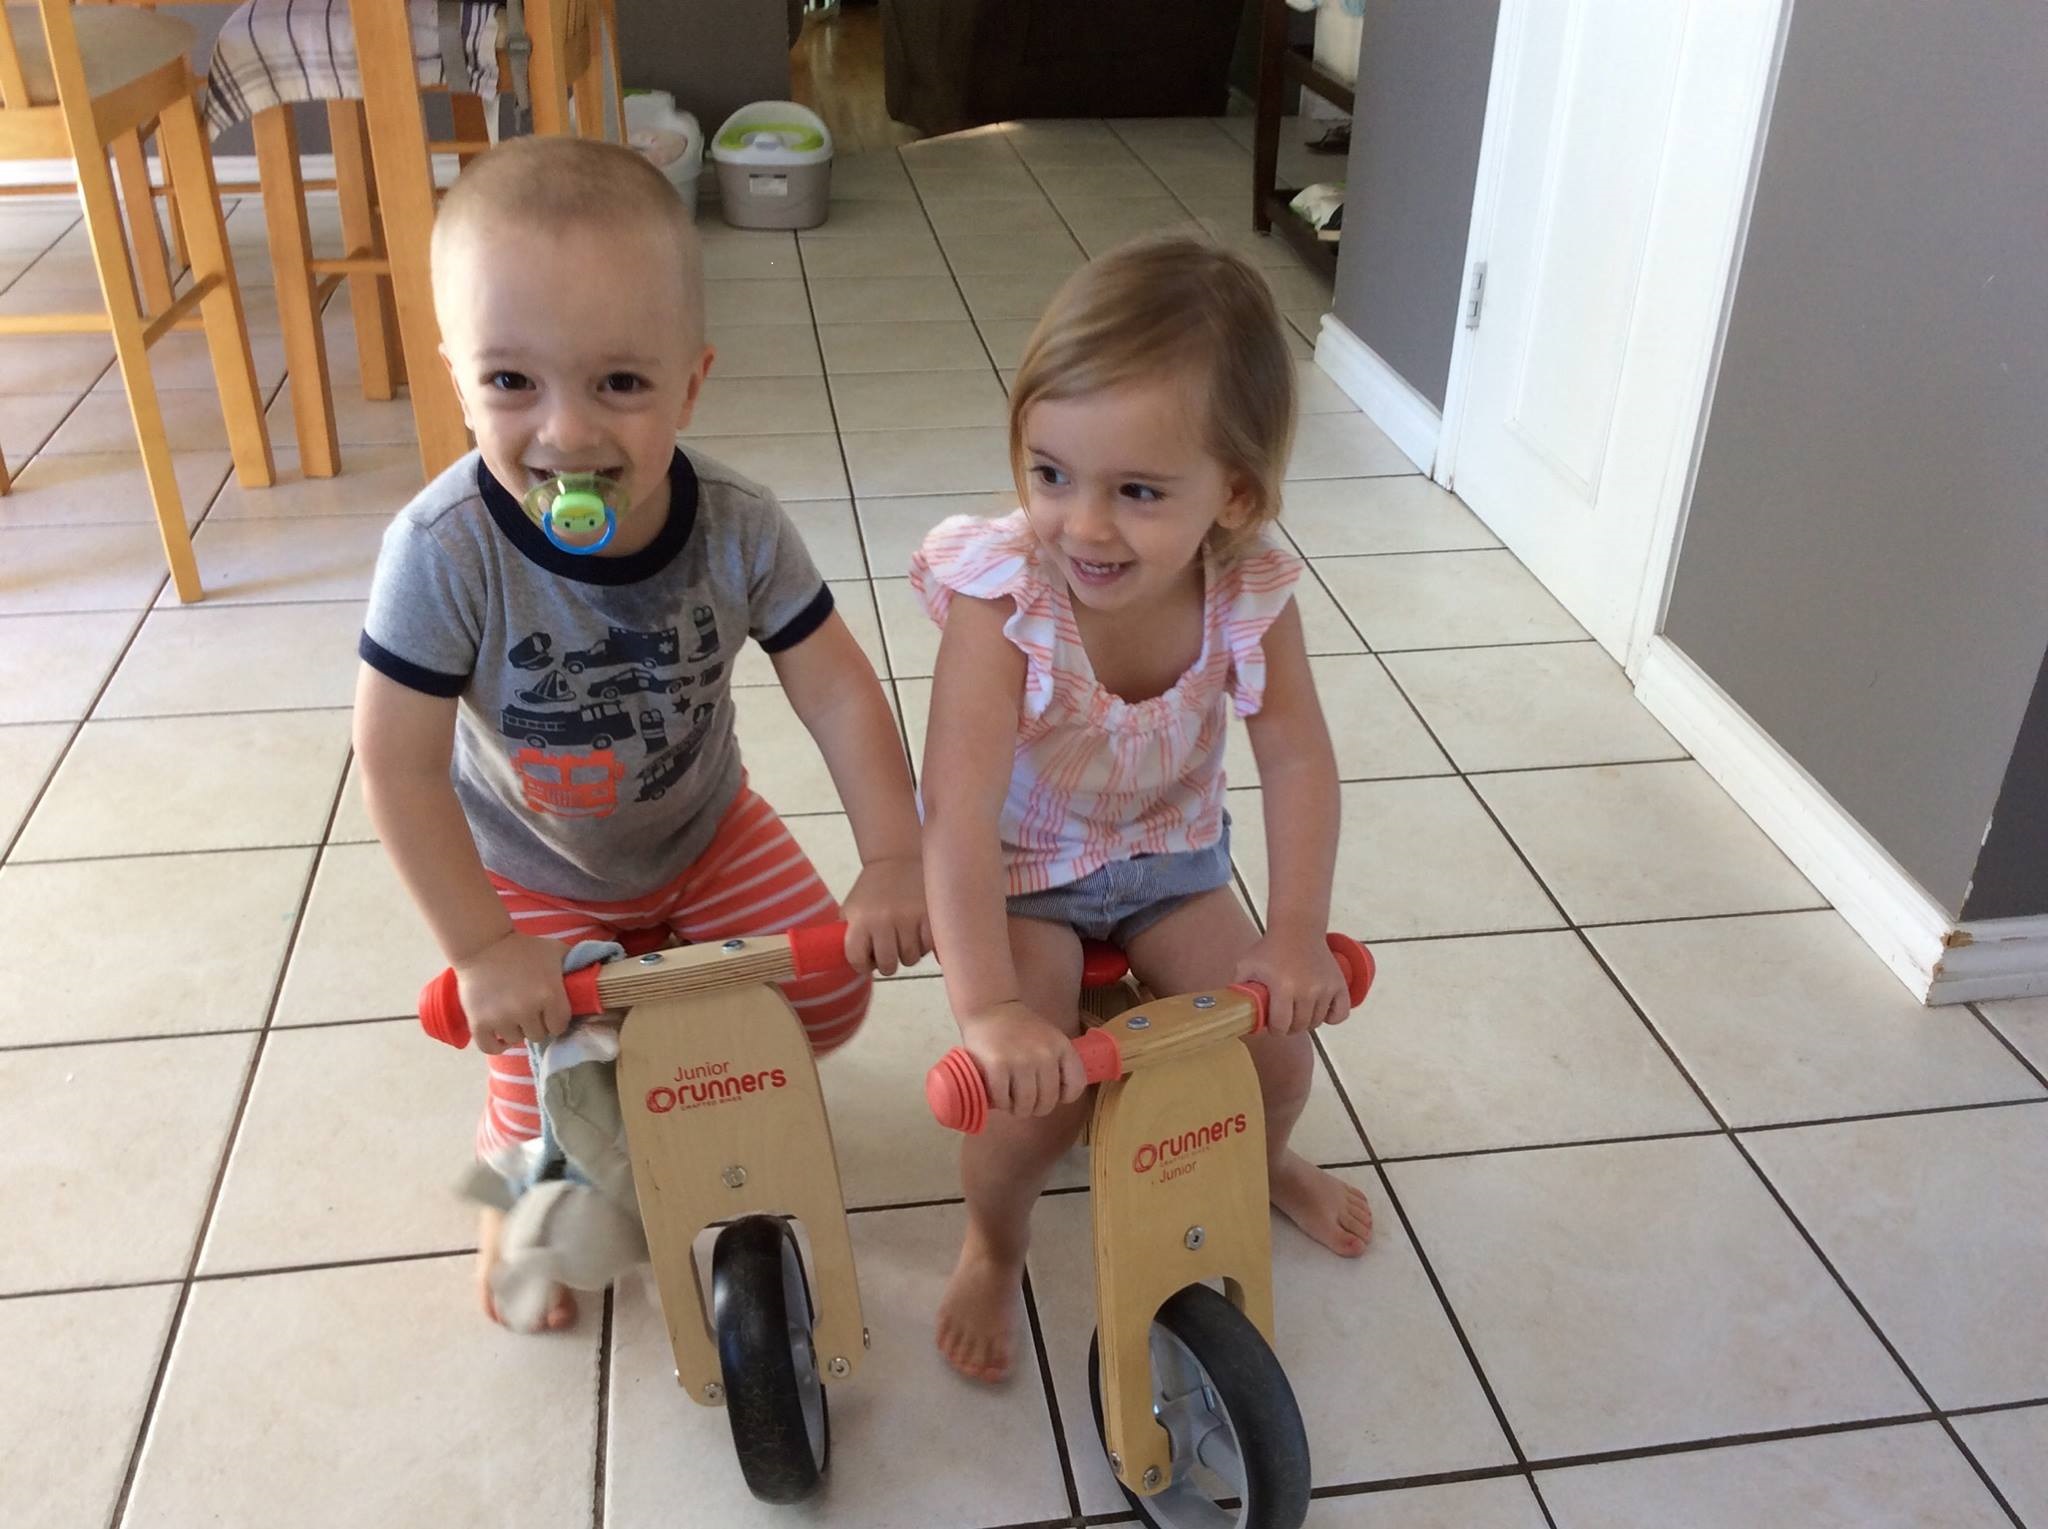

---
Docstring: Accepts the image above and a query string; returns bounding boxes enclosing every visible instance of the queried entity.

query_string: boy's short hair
[431,136,705,345]
[1009,234,1297,553]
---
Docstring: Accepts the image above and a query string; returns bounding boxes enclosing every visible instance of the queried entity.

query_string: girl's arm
[923,595,1088,1117]
[772,610,930,974]
[351,666,572,1052]
[1240,599,1351,1033]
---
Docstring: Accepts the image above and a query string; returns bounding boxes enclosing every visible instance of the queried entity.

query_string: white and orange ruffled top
[910,510,1303,895]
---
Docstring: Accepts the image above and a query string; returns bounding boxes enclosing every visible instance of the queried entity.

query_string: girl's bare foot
[476,1204,577,1330]
[935,1231,1023,1383]
[1270,1152,1372,1257]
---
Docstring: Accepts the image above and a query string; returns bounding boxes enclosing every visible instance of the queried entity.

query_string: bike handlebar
[925,934,1374,1135]
[417,922,854,1049]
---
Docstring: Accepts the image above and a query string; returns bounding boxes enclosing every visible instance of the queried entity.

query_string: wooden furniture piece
[925,935,1374,1517]
[0,0,272,602]
[1252,0,1351,281]
[878,0,1245,137]
[417,926,867,1503]
[232,0,619,483]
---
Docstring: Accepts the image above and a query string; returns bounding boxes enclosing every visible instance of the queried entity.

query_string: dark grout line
[1223,753,1695,791]
[591,1285,614,1529]
[1947,1394,2048,1420]
[1967,1000,2048,1093]
[1372,1128,1726,1168]
[1722,1133,2028,1528]
[1020,1267,1086,1522]
[1578,903,1834,931]
[0,1274,183,1304]
[0,542,169,866]
[191,1246,475,1284]
[3,838,329,870]
[1735,1095,2048,1137]
[103,747,348,1529]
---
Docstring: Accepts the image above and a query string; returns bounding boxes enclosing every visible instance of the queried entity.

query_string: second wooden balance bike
[926,933,1375,1529]
[418,924,866,1504]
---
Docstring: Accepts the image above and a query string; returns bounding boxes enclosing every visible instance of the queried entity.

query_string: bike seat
[1081,940,1130,989]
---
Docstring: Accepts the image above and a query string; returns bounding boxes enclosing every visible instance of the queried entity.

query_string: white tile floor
[2,116,2045,1529]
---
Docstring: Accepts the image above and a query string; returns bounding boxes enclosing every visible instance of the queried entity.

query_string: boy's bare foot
[476,1204,577,1330]
[1270,1152,1372,1257]
[936,1232,1022,1383]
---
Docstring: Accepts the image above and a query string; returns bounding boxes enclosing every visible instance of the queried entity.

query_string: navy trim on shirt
[478,448,699,584]
[760,584,836,654]
[359,632,469,697]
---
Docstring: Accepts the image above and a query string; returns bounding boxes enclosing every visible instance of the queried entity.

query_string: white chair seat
[9,6,195,105]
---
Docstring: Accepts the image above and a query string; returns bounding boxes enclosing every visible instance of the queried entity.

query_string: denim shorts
[1004,824,1234,948]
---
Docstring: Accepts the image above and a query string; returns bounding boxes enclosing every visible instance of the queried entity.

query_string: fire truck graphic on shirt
[492,614,726,820]
[512,748,627,818]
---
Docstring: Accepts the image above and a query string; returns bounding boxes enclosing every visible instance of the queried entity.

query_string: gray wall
[1963,651,2048,921]
[1663,0,2048,917]
[1329,0,1499,410]
[615,0,791,137]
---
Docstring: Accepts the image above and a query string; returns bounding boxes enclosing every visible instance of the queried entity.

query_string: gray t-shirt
[360,448,832,902]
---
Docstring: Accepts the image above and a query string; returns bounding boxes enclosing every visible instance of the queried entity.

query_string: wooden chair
[255,0,620,485]
[0,0,272,602]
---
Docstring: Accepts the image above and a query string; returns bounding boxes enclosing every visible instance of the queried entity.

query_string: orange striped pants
[477,787,867,1157]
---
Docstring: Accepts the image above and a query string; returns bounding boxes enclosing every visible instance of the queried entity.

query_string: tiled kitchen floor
[2,118,2046,1529]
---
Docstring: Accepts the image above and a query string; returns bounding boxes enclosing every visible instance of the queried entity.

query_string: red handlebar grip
[1328,933,1375,1005]
[787,921,854,978]
[926,1048,987,1134]
[925,1028,1127,1136]
[418,968,472,1049]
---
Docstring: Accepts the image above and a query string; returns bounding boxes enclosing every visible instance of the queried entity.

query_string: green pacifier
[521,473,622,555]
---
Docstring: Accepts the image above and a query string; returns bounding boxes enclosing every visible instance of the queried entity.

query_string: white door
[1440,0,1787,662]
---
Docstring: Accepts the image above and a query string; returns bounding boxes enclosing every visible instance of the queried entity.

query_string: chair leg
[159,87,275,494]
[524,0,570,135]
[327,100,404,399]
[571,13,604,142]
[113,130,175,314]
[351,0,470,476]
[74,138,201,602]
[253,106,339,477]
[599,0,624,140]
[163,177,189,268]
[0,442,10,497]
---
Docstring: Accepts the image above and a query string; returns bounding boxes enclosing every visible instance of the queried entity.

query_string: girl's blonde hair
[1009,234,1297,556]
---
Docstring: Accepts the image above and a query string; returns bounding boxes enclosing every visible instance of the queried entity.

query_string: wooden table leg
[348,0,469,477]
[1252,0,1287,234]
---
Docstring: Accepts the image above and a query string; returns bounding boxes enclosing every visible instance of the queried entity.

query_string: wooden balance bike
[925,933,1374,1529]
[418,924,866,1504]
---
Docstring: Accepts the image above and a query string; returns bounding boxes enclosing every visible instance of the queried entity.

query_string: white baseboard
[1932,915,2048,1005]
[1314,315,1441,476]
[0,153,462,192]
[1633,636,2048,1005]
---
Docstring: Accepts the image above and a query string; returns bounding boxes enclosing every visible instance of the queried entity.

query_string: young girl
[912,235,1371,1383]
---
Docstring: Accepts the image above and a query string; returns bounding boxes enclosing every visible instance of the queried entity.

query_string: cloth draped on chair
[201,0,503,135]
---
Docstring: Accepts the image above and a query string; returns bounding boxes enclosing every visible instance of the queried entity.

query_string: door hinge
[1464,262,1488,329]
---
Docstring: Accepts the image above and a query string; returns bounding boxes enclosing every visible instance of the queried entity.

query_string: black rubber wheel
[712,1215,830,1503]
[1087,1284,1310,1529]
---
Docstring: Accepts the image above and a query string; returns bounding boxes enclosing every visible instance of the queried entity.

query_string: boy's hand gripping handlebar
[416,923,855,1049]
[925,934,1375,1134]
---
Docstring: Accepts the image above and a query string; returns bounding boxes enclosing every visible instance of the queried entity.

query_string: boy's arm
[352,665,571,1050]
[920,596,1087,1116]
[1240,600,1350,1034]
[770,611,929,973]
